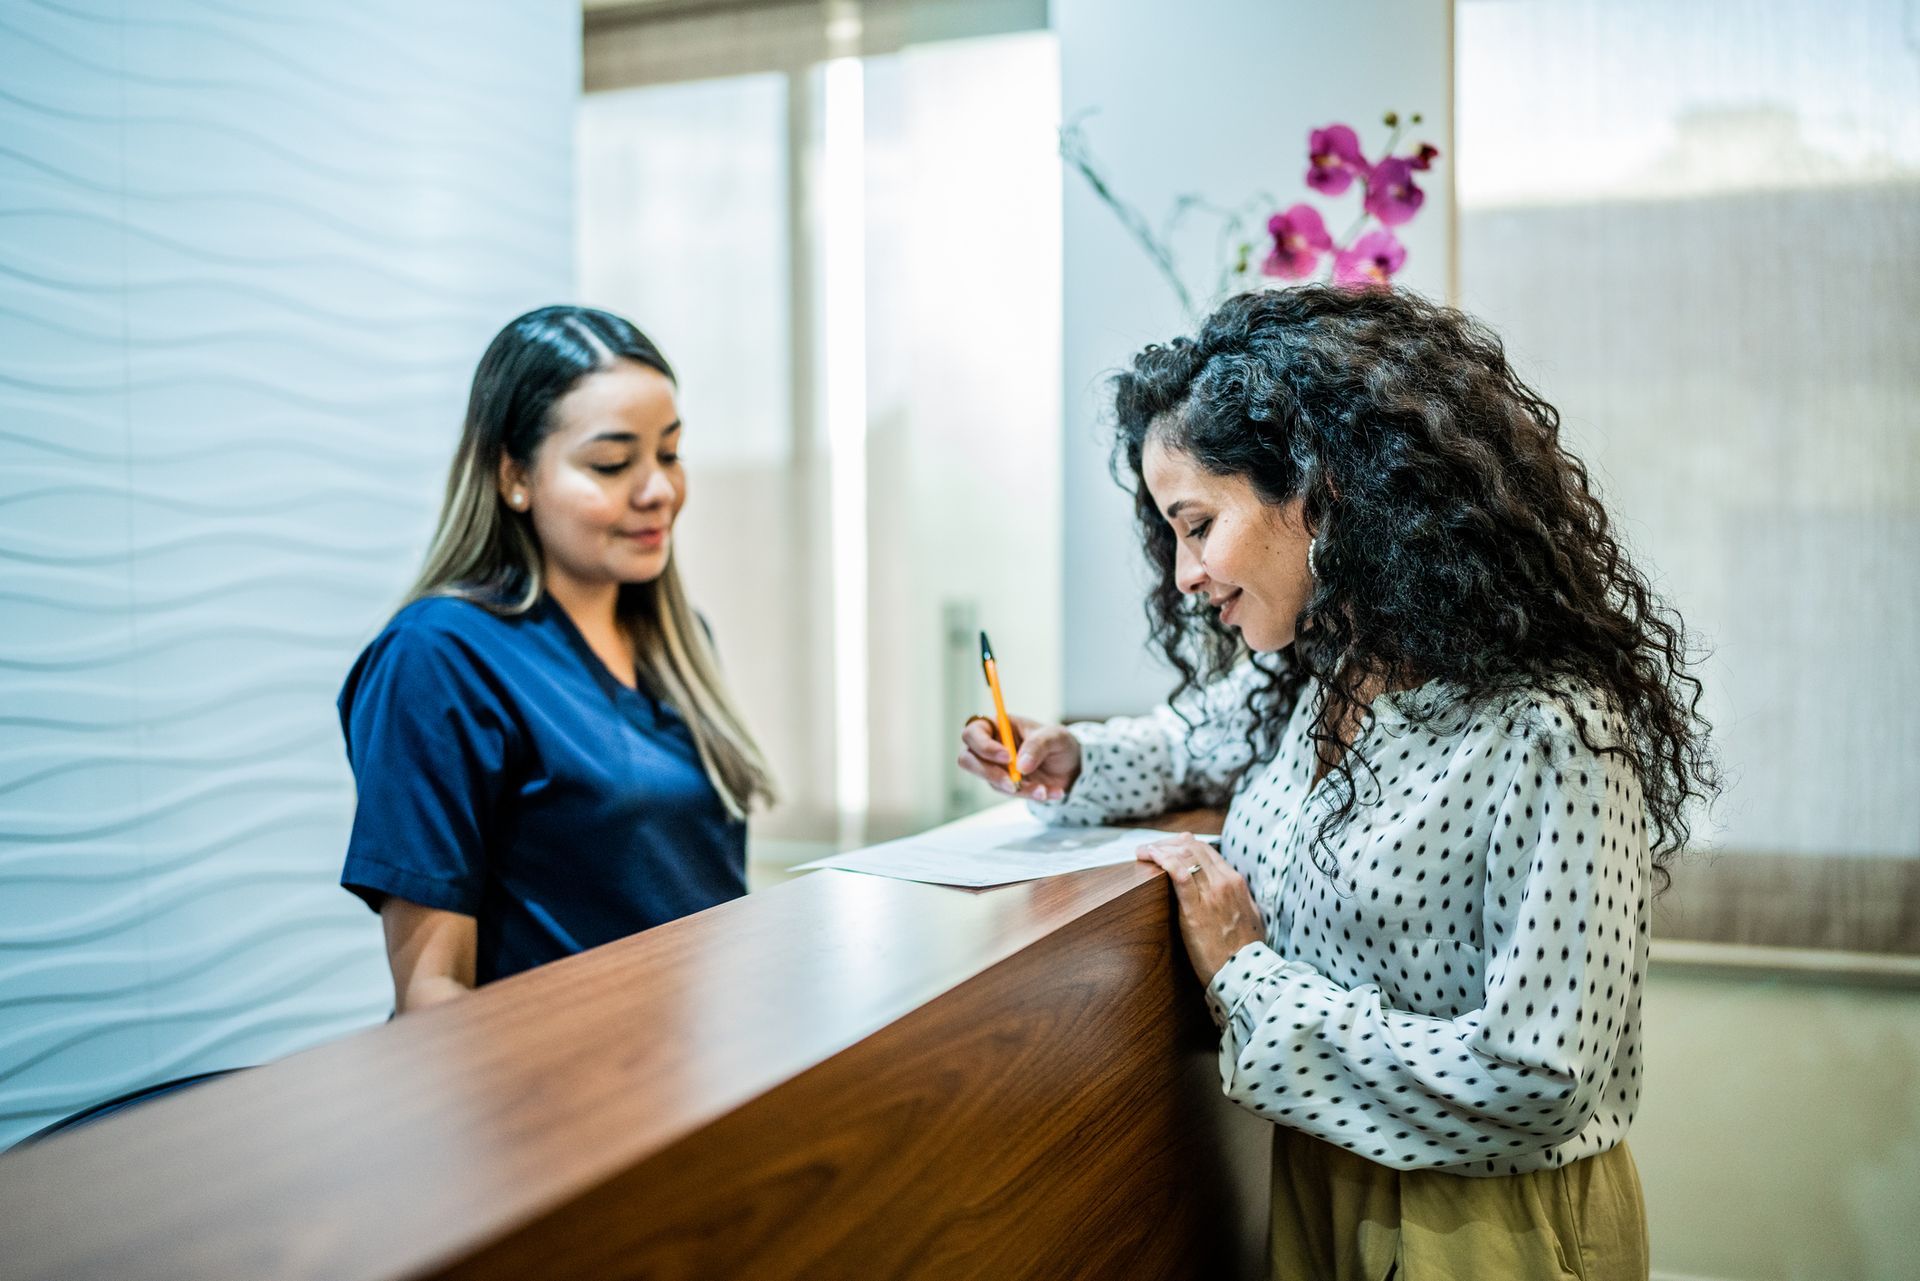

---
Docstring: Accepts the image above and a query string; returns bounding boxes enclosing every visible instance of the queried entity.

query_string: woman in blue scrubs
[338,306,775,1012]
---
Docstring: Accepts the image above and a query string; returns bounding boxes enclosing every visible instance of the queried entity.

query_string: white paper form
[792,813,1182,888]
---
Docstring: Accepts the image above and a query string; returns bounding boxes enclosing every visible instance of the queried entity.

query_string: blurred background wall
[0,0,578,1148]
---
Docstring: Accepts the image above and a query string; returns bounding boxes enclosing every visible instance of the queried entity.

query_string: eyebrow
[585,420,681,445]
[1165,499,1197,520]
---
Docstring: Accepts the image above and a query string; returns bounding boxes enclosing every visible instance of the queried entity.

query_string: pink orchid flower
[1262,203,1333,279]
[1306,124,1366,196]
[1333,229,1406,289]
[1363,157,1425,226]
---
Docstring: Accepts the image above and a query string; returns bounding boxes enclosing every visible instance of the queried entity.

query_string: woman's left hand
[1137,834,1266,985]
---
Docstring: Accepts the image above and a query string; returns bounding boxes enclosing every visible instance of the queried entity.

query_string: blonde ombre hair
[408,306,775,819]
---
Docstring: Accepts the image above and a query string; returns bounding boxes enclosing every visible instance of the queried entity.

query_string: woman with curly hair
[959,285,1716,1279]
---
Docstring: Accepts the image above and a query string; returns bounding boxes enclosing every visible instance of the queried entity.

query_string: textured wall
[0,0,577,1148]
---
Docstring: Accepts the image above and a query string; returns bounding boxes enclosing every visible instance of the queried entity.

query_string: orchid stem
[1335,211,1372,255]
[1059,118,1195,319]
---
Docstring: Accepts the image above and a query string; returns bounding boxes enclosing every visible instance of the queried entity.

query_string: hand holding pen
[956,631,1083,802]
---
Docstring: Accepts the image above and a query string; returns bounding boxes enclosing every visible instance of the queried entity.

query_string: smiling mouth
[1214,589,1242,624]
[620,528,669,545]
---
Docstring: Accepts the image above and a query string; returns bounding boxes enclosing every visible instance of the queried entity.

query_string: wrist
[1204,932,1266,987]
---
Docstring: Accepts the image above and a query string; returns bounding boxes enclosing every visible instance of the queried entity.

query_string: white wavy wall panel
[0,0,577,1147]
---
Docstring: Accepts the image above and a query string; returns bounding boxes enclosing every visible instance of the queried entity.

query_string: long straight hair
[409,305,775,819]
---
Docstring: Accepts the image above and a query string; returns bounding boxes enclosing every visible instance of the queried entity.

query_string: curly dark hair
[1111,285,1717,886]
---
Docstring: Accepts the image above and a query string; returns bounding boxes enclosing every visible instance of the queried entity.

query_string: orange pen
[978,630,1022,785]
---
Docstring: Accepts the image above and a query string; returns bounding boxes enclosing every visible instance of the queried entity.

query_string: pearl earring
[510,491,526,510]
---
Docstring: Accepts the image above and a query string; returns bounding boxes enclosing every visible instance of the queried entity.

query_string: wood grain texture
[1119,807,1227,837]
[454,876,1231,1280]
[0,862,1246,1281]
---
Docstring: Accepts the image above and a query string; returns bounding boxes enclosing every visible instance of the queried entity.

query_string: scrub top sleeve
[338,622,515,917]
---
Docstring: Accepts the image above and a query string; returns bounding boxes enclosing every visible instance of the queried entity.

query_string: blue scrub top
[337,593,747,986]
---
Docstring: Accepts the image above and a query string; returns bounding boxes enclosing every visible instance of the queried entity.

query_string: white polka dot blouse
[1032,659,1650,1176]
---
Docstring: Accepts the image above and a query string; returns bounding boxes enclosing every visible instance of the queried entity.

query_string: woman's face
[1141,434,1314,653]
[500,359,687,594]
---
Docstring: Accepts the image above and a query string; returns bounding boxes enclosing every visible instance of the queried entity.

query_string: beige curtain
[1455,0,1920,949]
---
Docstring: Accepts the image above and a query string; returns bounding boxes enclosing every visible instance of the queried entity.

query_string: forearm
[380,898,478,1015]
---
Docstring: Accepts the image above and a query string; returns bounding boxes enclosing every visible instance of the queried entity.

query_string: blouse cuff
[1024,721,1130,826]
[1204,940,1290,1031]
[1021,722,1167,833]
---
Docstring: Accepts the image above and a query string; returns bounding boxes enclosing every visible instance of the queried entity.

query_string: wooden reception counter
[0,840,1264,1280]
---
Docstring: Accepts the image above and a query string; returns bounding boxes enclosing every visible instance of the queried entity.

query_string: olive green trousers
[1270,1128,1650,1281]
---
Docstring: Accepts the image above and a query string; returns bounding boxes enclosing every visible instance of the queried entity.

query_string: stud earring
[510,491,526,510]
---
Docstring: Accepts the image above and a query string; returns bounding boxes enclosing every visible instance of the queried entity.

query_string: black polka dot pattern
[1033,665,1650,1176]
